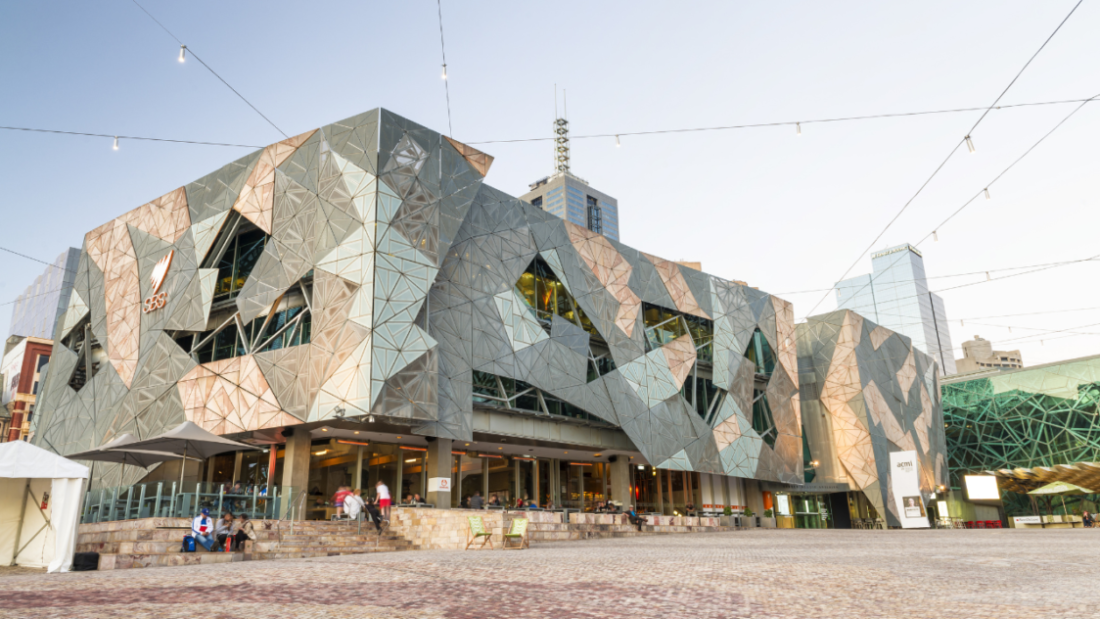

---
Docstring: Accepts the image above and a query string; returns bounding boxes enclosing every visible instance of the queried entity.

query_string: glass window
[213,228,269,302]
[744,328,777,377]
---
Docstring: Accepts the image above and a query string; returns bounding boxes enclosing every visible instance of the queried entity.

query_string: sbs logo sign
[142,250,174,314]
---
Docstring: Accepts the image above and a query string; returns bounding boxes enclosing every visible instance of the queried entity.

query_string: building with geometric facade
[795,310,948,528]
[942,354,1100,516]
[31,108,803,514]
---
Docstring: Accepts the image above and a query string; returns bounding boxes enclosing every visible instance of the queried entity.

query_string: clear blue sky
[1,1,1097,366]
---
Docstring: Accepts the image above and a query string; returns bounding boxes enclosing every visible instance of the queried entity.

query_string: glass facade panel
[213,228,268,302]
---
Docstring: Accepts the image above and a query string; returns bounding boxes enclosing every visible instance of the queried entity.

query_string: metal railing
[80,482,296,524]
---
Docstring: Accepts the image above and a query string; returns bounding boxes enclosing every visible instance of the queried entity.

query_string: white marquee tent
[0,441,89,572]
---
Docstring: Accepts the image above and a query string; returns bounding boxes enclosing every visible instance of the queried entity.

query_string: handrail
[289,489,308,535]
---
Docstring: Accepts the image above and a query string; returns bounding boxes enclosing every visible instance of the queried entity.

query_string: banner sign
[427,477,451,493]
[889,450,930,529]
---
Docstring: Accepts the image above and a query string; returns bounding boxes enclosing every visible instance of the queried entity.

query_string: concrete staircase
[77,518,411,570]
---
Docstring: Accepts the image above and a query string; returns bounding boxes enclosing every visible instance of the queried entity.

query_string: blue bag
[182,535,197,553]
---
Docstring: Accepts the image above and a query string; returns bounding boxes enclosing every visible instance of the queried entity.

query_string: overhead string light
[615,135,621,147]
[984,187,991,200]
[796,122,802,136]
[441,63,447,80]
[113,136,119,150]
[986,272,991,281]
[933,230,939,242]
[178,44,186,63]
[965,135,976,153]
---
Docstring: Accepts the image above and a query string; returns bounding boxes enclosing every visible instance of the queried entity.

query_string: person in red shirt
[333,486,353,518]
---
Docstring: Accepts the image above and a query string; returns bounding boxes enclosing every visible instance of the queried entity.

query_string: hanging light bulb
[965,135,975,153]
[368,414,375,423]
[984,188,991,200]
[615,135,621,147]
[933,230,938,242]
[179,45,186,63]
[961,319,964,327]
[1008,327,1012,334]
[112,136,119,151]
[441,64,447,79]
[796,122,801,136]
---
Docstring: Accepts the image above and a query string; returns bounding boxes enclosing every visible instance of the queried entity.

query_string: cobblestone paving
[2,529,1099,618]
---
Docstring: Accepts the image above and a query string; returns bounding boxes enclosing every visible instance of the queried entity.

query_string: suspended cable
[3,96,1093,152]
[130,0,288,139]
[0,246,78,275]
[0,126,264,149]
[436,0,453,137]
[772,257,1100,295]
[463,97,1096,144]
[799,1,1085,320]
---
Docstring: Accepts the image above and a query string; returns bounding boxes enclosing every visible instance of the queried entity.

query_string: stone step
[97,552,243,570]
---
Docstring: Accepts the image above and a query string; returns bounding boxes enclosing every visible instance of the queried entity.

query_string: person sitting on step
[191,508,216,551]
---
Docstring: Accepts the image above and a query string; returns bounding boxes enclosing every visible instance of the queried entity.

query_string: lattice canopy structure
[797,310,947,527]
[943,355,1100,494]
[32,109,802,488]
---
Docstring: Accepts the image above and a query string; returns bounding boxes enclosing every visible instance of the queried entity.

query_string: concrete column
[281,430,311,520]
[205,457,215,484]
[232,451,243,483]
[609,457,631,508]
[425,438,452,509]
[395,449,405,503]
[513,458,520,503]
[481,457,489,499]
[657,467,664,514]
[602,463,609,501]
[577,464,585,512]
[353,446,363,491]
[666,469,675,514]
[533,460,540,506]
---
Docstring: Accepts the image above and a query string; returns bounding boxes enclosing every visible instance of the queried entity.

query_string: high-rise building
[835,244,956,375]
[9,248,81,340]
[955,336,1023,374]
[519,118,620,241]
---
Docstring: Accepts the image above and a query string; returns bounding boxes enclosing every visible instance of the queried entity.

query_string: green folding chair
[466,515,493,550]
[502,517,529,550]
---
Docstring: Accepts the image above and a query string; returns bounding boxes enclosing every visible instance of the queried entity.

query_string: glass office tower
[835,244,955,375]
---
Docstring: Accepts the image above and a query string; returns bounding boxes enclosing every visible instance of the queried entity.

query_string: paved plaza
[1,529,1098,618]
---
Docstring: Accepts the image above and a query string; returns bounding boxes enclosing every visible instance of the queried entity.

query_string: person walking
[376,480,392,522]
[191,508,216,551]
[333,485,353,518]
[470,490,484,510]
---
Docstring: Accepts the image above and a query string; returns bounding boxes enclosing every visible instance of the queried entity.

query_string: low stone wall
[387,508,564,550]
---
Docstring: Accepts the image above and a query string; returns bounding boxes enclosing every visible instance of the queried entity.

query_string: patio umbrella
[113,421,259,488]
[67,433,202,468]
[1028,481,1097,518]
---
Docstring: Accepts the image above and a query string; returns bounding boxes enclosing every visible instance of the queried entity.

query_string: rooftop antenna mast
[554,86,571,174]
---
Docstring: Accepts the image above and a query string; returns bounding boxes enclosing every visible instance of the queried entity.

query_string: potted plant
[763,508,775,528]
[743,507,758,527]
[720,506,733,527]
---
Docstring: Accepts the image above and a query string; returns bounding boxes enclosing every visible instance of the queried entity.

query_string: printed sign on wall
[889,450,930,529]
[427,477,451,493]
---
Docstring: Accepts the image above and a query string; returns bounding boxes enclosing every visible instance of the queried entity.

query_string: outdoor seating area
[851,518,886,530]
[81,482,293,523]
